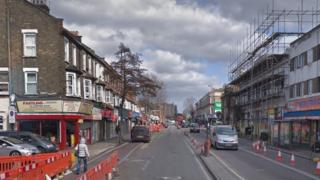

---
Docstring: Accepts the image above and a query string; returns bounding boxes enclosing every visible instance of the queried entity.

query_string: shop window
[301,121,310,144]
[292,122,301,144]
[280,122,290,146]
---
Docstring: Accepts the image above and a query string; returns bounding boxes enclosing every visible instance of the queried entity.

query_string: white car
[210,125,238,150]
[0,136,40,156]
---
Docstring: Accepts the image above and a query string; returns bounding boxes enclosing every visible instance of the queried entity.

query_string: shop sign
[213,102,222,112]
[79,102,93,115]
[92,107,102,120]
[288,96,320,112]
[63,101,81,113]
[8,106,16,123]
[17,100,62,113]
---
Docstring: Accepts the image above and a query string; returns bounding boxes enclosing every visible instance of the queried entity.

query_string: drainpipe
[6,0,14,130]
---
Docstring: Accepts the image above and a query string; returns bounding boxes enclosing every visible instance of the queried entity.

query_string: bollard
[203,139,211,157]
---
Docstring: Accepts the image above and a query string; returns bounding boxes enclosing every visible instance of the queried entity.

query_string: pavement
[187,129,320,180]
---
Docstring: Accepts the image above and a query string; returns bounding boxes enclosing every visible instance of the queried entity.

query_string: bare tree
[183,97,196,120]
[112,43,160,121]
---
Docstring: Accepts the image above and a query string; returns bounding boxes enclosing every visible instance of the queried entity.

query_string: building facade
[195,88,223,124]
[282,25,320,148]
[0,0,139,149]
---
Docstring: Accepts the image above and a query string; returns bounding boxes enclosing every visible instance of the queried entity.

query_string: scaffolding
[228,0,320,82]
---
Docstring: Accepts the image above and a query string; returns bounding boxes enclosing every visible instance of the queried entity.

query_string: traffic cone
[315,161,320,175]
[256,143,260,152]
[263,145,267,154]
[290,154,295,166]
[276,150,283,161]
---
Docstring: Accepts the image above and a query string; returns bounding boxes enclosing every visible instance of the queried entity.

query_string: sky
[50,0,317,112]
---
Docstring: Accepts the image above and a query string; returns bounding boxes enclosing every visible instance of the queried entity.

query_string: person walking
[116,124,121,144]
[75,138,90,174]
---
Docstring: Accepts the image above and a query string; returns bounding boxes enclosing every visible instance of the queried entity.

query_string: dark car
[131,126,151,143]
[189,123,200,133]
[0,131,58,153]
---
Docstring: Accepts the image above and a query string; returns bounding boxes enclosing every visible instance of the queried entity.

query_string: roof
[290,24,320,46]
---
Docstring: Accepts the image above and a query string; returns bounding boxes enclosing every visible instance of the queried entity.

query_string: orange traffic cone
[276,150,283,161]
[290,154,295,166]
[315,161,320,175]
[256,143,260,152]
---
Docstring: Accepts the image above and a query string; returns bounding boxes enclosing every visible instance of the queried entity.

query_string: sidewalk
[240,138,320,161]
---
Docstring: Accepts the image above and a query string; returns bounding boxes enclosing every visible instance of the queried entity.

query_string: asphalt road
[114,126,212,180]
[190,129,320,180]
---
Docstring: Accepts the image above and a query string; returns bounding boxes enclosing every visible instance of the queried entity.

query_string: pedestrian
[75,138,90,175]
[116,124,121,143]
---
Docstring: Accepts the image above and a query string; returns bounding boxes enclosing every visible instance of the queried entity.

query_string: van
[210,125,238,150]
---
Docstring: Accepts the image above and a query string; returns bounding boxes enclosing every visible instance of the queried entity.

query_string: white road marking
[240,147,320,180]
[88,143,127,163]
[209,151,246,180]
[119,143,143,165]
[184,139,212,180]
[142,160,150,171]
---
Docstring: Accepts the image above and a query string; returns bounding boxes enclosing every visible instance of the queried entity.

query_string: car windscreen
[2,137,24,144]
[33,134,52,144]
[133,127,148,133]
[216,127,236,135]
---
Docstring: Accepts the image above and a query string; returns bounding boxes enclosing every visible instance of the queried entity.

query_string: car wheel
[37,147,46,153]
[215,142,219,150]
[10,151,21,156]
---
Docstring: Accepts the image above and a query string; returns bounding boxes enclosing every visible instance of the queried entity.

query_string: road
[114,126,212,180]
[190,129,320,180]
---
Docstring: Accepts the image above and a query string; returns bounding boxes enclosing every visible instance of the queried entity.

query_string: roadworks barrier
[77,151,119,180]
[0,151,72,180]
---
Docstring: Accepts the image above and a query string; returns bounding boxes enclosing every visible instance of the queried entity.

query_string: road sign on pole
[8,106,16,124]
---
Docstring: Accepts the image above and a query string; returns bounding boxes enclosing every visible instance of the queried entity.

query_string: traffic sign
[8,106,16,124]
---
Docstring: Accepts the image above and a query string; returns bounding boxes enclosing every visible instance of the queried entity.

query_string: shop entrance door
[66,121,76,147]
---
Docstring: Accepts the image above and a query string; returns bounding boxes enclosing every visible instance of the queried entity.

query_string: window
[106,91,112,103]
[83,79,92,99]
[95,63,99,78]
[82,53,86,70]
[96,85,104,102]
[92,84,96,100]
[289,85,295,98]
[313,44,320,62]
[303,52,308,66]
[0,68,9,95]
[88,56,92,74]
[64,38,69,62]
[312,77,320,93]
[290,58,295,71]
[22,29,38,57]
[72,45,77,66]
[304,81,308,95]
[93,61,96,77]
[308,79,312,95]
[296,83,301,97]
[23,68,38,95]
[66,72,76,96]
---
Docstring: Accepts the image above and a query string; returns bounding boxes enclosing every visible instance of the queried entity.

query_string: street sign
[8,106,17,124]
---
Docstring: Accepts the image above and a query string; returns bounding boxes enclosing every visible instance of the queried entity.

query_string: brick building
[0,0,139,150]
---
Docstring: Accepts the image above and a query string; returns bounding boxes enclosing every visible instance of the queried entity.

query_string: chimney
[27,0,50,13]
[69,31,82,42]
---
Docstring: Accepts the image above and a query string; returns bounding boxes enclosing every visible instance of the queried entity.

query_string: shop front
[282,96,320,149]
[16,100,93,150]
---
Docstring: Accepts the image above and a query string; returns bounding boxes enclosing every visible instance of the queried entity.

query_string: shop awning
[284,110,320,120]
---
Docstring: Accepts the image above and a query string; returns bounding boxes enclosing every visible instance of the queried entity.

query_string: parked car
[131,126,151,143]
[0,131,58,153]
[182,121,190,128]
[0,136,40,156]
[189,123,200,133]
[210,125,238,150]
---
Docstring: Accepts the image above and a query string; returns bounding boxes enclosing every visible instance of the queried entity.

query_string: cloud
[143,50,221,109]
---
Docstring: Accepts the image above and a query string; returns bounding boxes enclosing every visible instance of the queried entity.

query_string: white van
[210,125,238,150]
